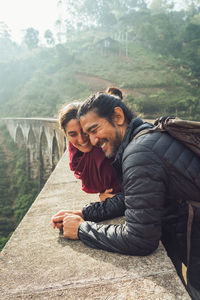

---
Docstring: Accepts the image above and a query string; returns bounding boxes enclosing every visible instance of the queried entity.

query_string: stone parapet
[0,152,190,299]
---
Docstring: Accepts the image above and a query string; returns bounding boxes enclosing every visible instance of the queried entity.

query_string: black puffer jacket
[78,118,200,290]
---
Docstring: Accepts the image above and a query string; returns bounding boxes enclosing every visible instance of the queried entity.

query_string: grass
[0,39,199,120]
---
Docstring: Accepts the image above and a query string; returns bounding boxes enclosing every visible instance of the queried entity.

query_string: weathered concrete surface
[0,152,190,300]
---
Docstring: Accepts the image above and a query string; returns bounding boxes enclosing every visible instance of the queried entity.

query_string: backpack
[134,116,200,265]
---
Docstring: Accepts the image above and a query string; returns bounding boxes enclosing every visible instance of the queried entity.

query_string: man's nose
[90,134,98,146]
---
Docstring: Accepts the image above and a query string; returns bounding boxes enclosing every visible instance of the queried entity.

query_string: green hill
[1,1,200,120]
[0,39,199,120]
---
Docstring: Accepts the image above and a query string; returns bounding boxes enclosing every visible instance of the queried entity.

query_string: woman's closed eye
[68,132,78,137]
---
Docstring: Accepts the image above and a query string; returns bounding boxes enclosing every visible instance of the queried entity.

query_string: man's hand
[63,214,84,239]
[99,188,116,202]
[51,210,83,229]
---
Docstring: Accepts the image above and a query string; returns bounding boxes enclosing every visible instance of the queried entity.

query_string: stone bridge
[1,118,66,188]
[0,151,190,299]
[0,118,190,299]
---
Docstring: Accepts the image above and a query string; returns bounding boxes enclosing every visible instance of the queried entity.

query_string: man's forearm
[82,192,125,222]
[78,221,158,256]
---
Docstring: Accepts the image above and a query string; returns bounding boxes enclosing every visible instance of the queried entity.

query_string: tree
[55,19,65,43]
[150,0,175,13]
[183,23,200,42]
[23,27,39,50]
[64,19,75,41]
[180,0,200,15]
[44,29,55,46]
[57,0,147,32]
[138,12,181,56]
[0,22,11,39]
[0,22,19,62]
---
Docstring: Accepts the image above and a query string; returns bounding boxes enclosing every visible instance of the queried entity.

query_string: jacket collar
[112,117,150,177]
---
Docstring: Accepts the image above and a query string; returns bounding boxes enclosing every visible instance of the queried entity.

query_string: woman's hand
[99,189,116,202]
[51,210,83,229]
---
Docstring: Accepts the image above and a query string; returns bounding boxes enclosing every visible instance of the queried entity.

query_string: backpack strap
[133,126,164,140]
[186,201,200,265]
[187,204,194,266]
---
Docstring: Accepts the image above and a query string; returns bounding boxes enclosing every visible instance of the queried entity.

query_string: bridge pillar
[27,126,38,180]
[39,128,52,189]
[52,132,60,171]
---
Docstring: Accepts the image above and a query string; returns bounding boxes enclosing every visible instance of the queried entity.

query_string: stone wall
[0,151,190,299]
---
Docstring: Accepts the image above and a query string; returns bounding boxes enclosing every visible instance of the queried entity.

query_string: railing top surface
[0,152,189,300]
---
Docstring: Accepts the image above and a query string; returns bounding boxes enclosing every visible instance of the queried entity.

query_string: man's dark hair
[106,87,123,100]
[78,93,134,125]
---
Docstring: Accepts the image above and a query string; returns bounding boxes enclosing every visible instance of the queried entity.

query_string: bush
[0,236,9,251]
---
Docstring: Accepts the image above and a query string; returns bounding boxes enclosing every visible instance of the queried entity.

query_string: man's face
[80,111,123,158]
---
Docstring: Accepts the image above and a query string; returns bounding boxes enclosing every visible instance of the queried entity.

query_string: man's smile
[101,142,106,150]
[97,139,108,151]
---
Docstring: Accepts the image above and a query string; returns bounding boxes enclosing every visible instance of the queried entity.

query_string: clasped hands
[51,190,115,239]
[51,210,84,239]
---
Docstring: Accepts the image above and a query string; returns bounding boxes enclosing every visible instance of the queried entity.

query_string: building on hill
[95,37,121,55]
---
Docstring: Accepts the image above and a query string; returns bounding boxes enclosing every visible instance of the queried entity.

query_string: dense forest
[0,123,38,251]
[1,0,200,250]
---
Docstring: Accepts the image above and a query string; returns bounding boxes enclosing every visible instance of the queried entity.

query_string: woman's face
[65,118,93,153]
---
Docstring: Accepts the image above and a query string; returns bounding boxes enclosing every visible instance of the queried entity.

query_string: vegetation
[1,0,200,249]
[0,124,38,251]
[0,1,200,120]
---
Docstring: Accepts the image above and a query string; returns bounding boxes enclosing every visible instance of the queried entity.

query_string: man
[52,93,200,299]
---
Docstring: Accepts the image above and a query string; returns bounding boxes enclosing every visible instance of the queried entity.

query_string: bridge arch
[15,126,25,147]
[2,118,66,190]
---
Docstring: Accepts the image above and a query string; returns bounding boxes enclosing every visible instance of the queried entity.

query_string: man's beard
[106,130,122,158]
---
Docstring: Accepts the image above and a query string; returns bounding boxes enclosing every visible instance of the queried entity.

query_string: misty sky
[0,0,59,42]
[0,0,186,43]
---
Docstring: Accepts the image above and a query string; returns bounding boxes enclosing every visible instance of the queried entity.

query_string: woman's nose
[78,133,87,144]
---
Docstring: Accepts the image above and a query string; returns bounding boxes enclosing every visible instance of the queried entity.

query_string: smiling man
[80,105,127,158]
[53,92,200,300]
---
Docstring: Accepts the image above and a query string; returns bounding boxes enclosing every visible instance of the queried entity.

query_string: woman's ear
[113,107,125,126]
